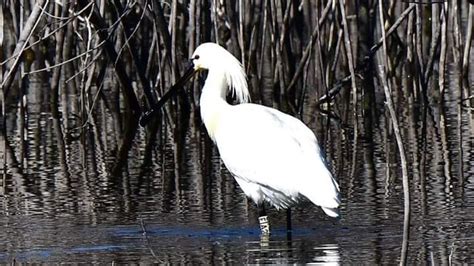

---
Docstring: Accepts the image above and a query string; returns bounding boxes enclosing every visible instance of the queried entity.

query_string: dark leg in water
[286,208,294,258]
[258,204,270,235]
[286,208,293,240]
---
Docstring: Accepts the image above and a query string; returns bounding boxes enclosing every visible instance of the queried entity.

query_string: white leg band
[259,215,270,235]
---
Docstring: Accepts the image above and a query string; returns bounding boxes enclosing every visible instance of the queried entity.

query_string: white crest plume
[196,43,250,103]
[221,49,250,103]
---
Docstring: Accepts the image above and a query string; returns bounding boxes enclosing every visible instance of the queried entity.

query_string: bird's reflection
[247,233,340,264]
[312,244,340,265]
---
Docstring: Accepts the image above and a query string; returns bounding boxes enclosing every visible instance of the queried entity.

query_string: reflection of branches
[0,133,26,195]
[460,95,474,110]
[377,2,411,265]
[138,120,162,175]
[111,115,140,176]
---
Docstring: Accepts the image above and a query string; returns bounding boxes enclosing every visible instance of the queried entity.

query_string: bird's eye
[193,55,200,60]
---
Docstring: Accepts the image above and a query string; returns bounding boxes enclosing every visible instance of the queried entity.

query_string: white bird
[142,42,341,234]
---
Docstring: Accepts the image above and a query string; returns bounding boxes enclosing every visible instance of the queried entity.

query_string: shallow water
[2,0,474,263]
[1,83,473,264]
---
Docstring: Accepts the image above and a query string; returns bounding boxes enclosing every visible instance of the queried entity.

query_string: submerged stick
[139,218,161,262]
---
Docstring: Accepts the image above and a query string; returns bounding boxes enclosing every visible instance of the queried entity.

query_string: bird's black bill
[139,63,196,127]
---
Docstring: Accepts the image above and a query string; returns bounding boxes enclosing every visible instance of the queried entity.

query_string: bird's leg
[258,204,270,235]
[286,208,292,232]
[286,208,293,241]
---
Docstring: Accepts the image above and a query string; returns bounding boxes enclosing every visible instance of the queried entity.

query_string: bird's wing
[214,103,340,209]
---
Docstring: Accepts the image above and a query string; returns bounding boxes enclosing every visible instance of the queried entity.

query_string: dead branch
[2,0,48,97]
[76,0,141,114]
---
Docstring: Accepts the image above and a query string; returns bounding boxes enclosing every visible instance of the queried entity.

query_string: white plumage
[191,42,340,218]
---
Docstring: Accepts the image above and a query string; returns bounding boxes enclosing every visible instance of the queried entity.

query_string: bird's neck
[200,69,230,141]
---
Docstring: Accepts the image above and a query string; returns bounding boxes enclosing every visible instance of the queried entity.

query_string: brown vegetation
[0,1,472,263]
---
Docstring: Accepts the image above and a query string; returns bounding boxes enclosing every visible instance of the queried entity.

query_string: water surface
[1,78,472,264]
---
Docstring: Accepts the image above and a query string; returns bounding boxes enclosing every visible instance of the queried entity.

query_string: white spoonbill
[141,42,341,234]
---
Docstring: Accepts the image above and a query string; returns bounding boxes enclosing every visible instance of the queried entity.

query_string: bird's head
[139,43,250,127]
[190,43,250,103]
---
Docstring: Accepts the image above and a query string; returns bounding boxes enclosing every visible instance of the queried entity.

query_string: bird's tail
[321,206,340,218]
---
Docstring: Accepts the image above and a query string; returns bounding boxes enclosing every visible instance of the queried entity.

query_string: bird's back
[213,103,340,216]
